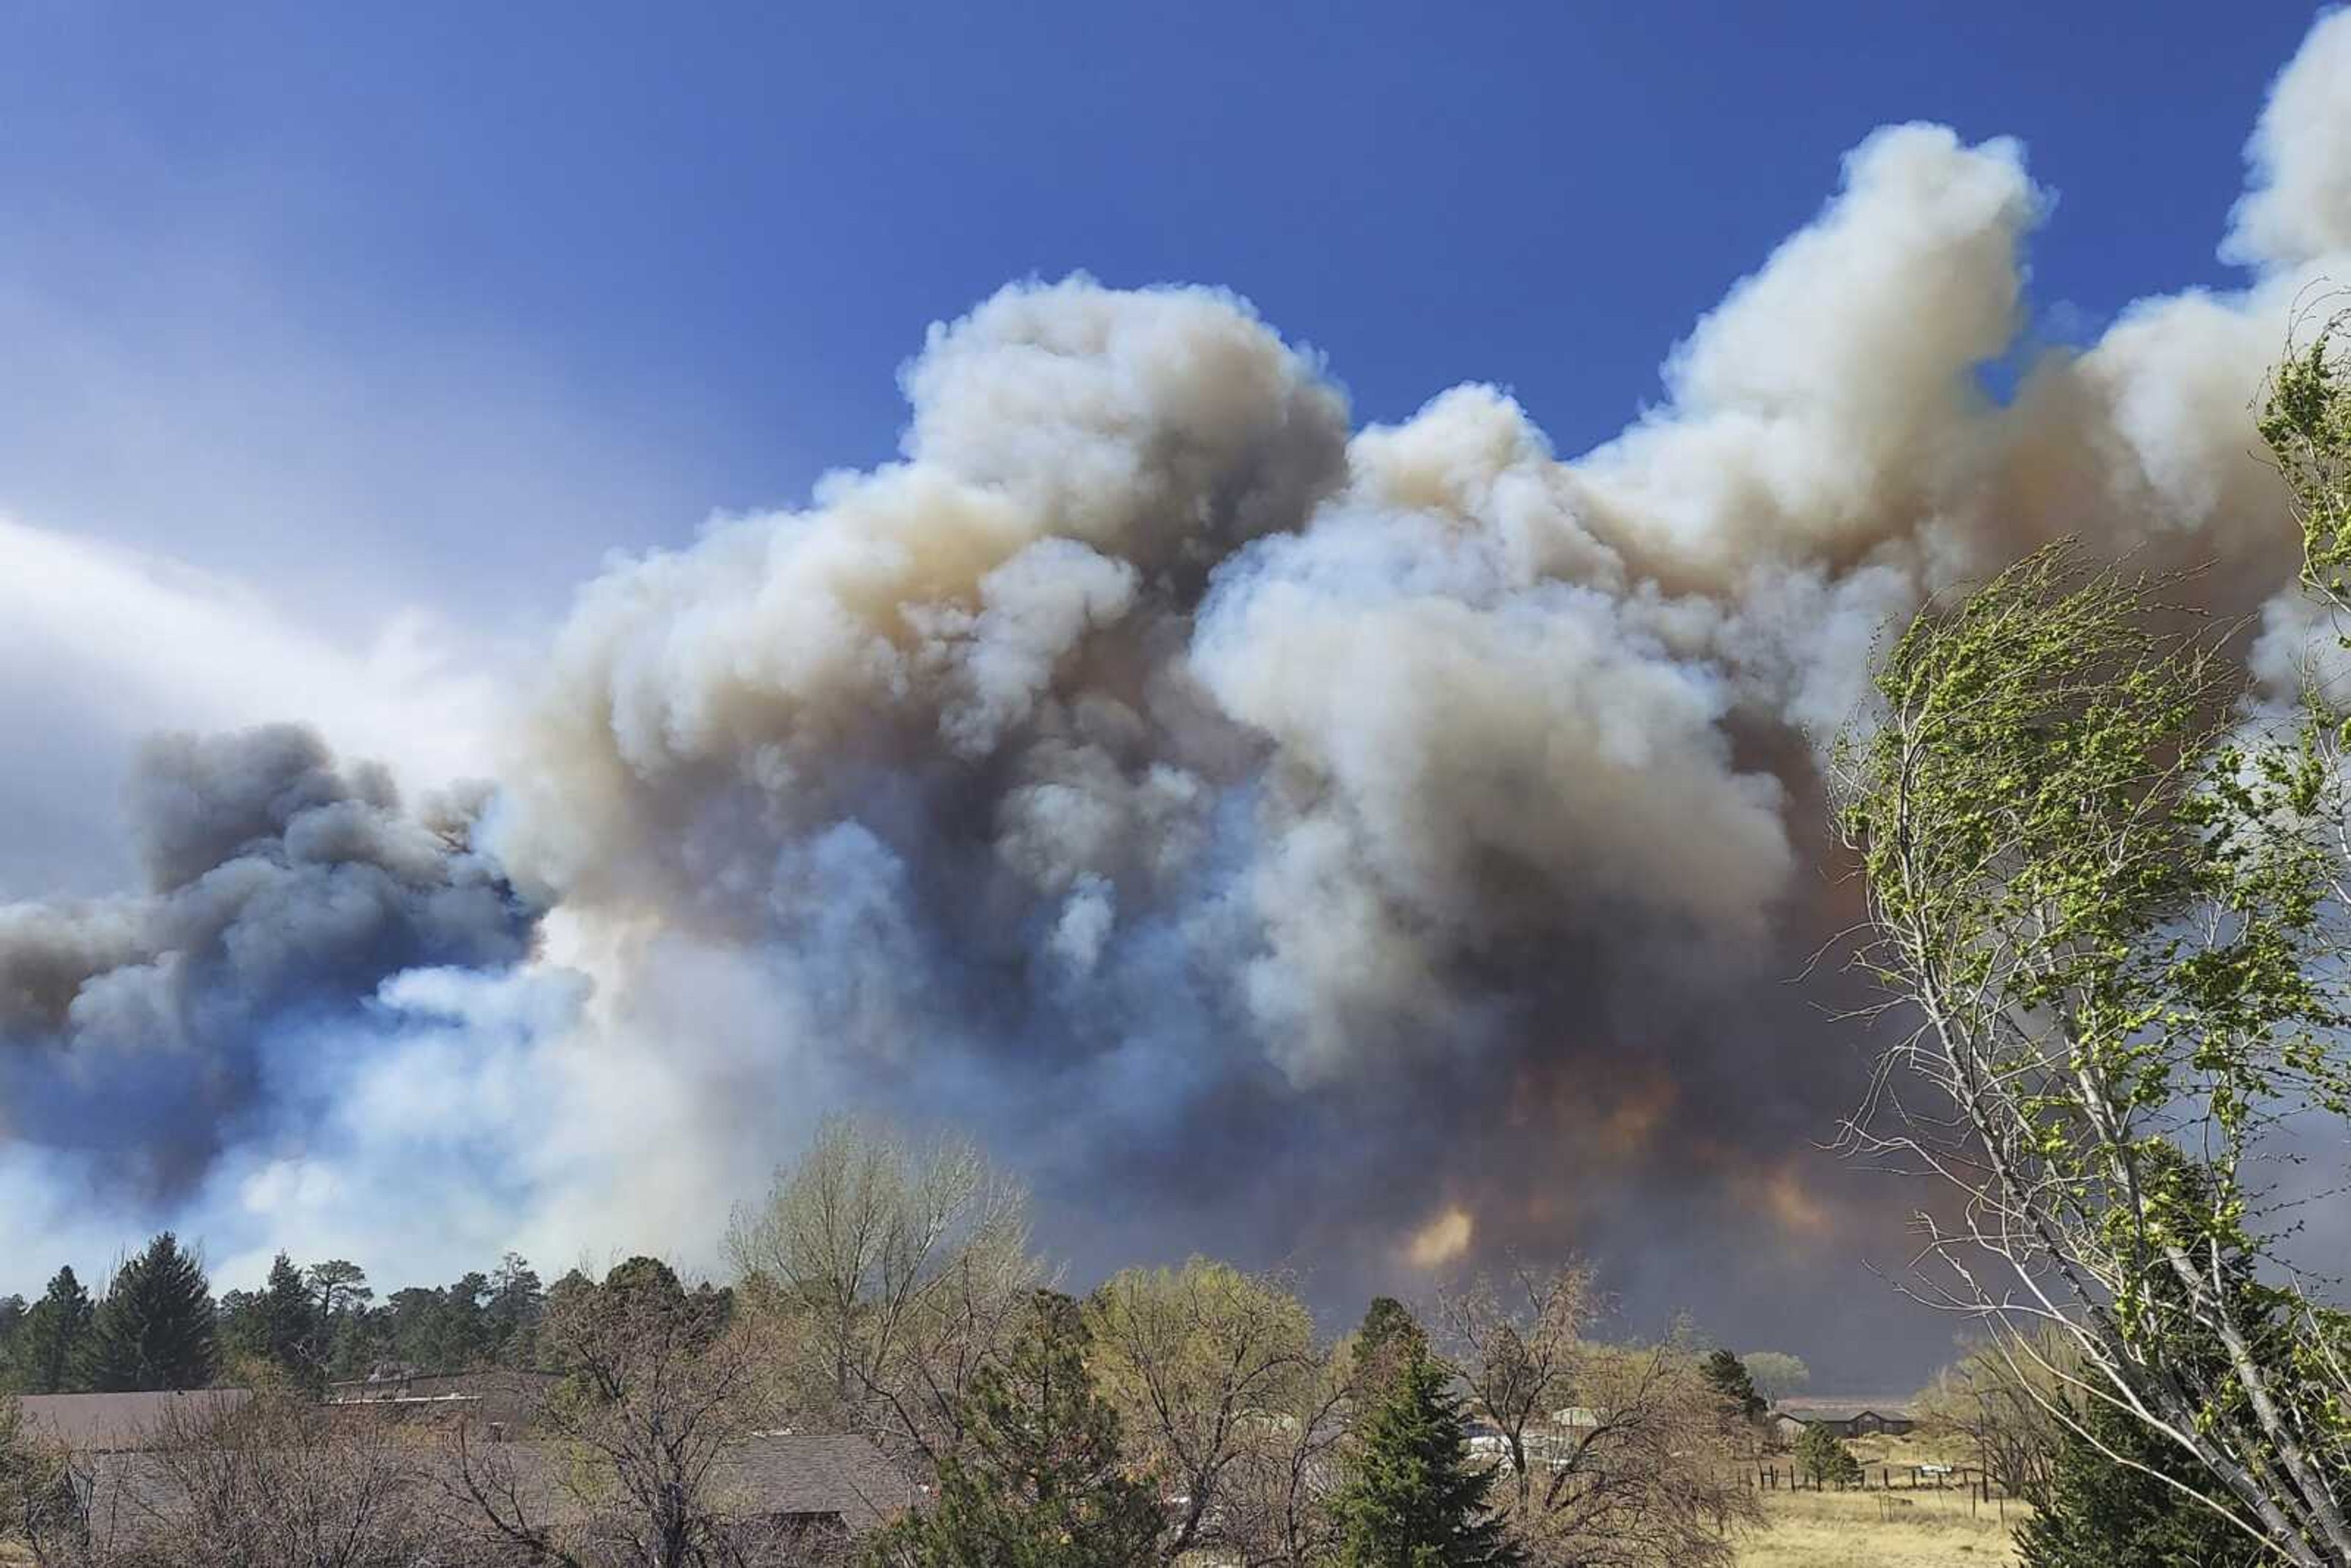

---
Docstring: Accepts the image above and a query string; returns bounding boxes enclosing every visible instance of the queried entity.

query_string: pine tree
[1793,1422,1861,1487]
[255,1253,318,1385]
[1332,1347,1523,1568]
[80,1233,217,1392]
[864,1289,1163,1568]
[1352,1295,1431,1403]
[13,1269,93,1395]
[2015,1394,2267,1568]
[1700,1349,1765,1422]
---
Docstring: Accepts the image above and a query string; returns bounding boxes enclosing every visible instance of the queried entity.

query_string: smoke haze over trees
[3,10,2351,1389]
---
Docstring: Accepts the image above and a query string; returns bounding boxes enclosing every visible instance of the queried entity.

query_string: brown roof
[17,1390,252,1452]
[476,1434,917,1529]
[73,1431,917,1542]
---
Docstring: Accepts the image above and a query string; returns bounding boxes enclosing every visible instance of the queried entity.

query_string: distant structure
[15,1391,252,1454]
[1768,1403,1916,1441]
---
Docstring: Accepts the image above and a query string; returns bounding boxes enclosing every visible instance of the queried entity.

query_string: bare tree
[1437,1262,1592,1507]
[446,1262,802,1568]
[1496,1333,1760,1568]
[1912,1330,2080,1510]
[726,1116,1038,1468]
[1439,1277,1758,1568]
[1083,1259,1318,1561]
[10,1391,457,1568]
[1212,1345,1354,1568]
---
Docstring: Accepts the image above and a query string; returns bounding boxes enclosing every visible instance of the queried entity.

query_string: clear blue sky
[0,2,2324,618]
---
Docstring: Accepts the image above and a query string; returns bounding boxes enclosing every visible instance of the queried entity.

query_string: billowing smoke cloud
[0,725,535,1188]
[6,12,2349,1381]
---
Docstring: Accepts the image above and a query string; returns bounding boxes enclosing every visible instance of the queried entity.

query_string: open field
[1735,1425,2025,1568]
[1738,1486,2024,1567]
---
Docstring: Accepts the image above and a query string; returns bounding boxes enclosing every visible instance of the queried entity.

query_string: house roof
[1771,1405,1913,1426]
[16,1390,252,1453]
[71,1431,918,1544]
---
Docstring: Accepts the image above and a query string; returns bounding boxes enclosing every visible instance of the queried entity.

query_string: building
[324,1367,559,1436]
[51,1430,916,1554]
[1769,1403,1916,1440]
[15,1390,252,1454]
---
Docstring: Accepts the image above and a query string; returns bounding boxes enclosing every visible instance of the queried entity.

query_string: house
[477,1432,919,1539]
[15,1390,252,1454]
[1769,1403,1916,1440]
[325,1368,560,1435]
[54,1431,917,1553]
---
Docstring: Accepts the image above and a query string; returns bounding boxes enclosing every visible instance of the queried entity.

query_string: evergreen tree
[304,1261,372,1378]
[80,1234,217,1392]
[864,1289,1163,1568]
[257,1253,318,1384]
[1332,1347,1523,1568]
[13,1269,93,1395]
[2015,1393,2268,1568]
[486,1252,545,1365]
[1700,1349,1765,1421]
[1353,1295,1431,1401]
[1793,1422,1861,1487]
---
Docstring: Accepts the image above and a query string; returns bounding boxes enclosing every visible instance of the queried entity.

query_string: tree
[1793,1424,1861,1488]
[1698,1351,1764,1424]
[1835,535,2351,1565]
[2017,1390,2268,1568]
[1085,1258,1317,1561]
[1487,1330,1758,1568]
[303,1260,372,1381]
[1349,1296,1430,1412]
[80,1235,215,1393]
[1738,1352,1807,1406]
[727,1116,1038,1468]
[864,1289,1162,1568]
[1438,1264,1590,1505]
[487,1251,547,1365]
[1330,1346,1521,1568]
[1914,1332,2078,1510]
[0,1296,25,1390]
[451,1255,778,1568]
[250,1253,318,1386]
[13,1270,92,1395]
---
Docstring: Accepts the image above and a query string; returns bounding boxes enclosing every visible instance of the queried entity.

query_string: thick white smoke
[4,10,2348,1377]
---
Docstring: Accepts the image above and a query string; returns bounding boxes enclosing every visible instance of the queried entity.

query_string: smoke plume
[5,12,2349,1381]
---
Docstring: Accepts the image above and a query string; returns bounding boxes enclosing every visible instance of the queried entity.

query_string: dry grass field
[1736,1485,2023,1567]
[1735,1425,2027,1567]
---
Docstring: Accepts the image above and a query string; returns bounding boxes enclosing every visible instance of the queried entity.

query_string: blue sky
[0,1,2323,619]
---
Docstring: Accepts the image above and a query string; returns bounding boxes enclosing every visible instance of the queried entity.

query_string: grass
[1735,1429,2027,1567]
[1738,1485,2025,1567]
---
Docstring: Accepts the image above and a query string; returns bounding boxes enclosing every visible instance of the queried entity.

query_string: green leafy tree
[80,1233,217,1392]
[1793,1423,1861,1488]
[1330,1347,1523,1568]
[1837,535,2351,1564]
[864,1288,1163,1568]
[1700,1349,1764,1422]
[13,1269,93,1394]
[1740,1351,1808,1405]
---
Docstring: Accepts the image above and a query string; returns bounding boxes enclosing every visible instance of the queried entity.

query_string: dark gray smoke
[0,724,536,1188]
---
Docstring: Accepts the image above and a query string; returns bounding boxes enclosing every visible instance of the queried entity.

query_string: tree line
[0,1239,728,1399]
[2,1118,1778,1568]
